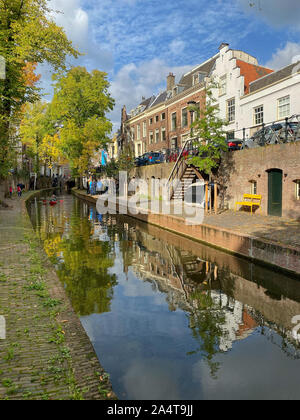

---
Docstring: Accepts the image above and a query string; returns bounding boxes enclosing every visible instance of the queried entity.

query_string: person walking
[9,186,13,198]
[17,186,22,198]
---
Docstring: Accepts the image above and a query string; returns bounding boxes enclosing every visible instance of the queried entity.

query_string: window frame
[171,112,177,131]
[181,107,188,128]
[227,98,236,123]
[278,95,290,119]
[142,121,147,138]
[296,180,300,201]
[254,105,264,126]
[149,131,154,144]
[155,128,160,143]
[136,124,141,141]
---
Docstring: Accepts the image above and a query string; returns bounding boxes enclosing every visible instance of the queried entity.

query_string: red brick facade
[167,89,206,149]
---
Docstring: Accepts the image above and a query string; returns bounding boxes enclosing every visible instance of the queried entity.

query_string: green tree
[19,101,51,172]
[49,67,115,177]
[187,290,227,379]
[117,144,135,173]
[0,0,79,178]
[188,82,228,178]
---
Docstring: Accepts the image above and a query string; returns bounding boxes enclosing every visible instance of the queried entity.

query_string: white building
[211,43,273,139]
[240,61,300,138]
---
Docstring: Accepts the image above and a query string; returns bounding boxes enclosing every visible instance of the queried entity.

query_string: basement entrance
[267,169,283,217]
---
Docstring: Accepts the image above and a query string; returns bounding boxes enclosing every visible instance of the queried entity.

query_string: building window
[130,127,135,141]
[254,105,264,125]
[149,118,153,125]
[136,124,141,141]
[295,180,300,200]
[161,112,166,121]
[143,121,147,138]
[219,75,227,96]
[249,180,257,195]
[155,129,159,143]
[227,131,235,140]
[171,112,177,130]
[155,115,159,123]
[278,96,290,119]
[182,108,188,128]
[137,143,141,156]
[149,131,153,144]
[161,128,166,142]
[227,98,235,123]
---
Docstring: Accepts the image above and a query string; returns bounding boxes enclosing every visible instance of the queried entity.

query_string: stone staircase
[173,166,197,201]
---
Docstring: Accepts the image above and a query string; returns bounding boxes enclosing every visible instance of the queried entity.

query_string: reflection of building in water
[210,291,257,351]
[129,234,258,352]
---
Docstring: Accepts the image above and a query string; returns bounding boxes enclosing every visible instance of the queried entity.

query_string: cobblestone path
[0,193,116,400]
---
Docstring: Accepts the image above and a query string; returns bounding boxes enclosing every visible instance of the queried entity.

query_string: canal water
[28,194,300,400]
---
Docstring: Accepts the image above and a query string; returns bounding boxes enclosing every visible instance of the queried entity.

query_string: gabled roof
[150,91,169,108]
[178,56,218,89]
[249,61,300,93]
[236,60,273,94]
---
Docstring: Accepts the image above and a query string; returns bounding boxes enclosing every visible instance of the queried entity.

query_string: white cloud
[48,0,113,71]
[169,39,186,55]
[238,0,300,31]
[108,58,193,132]
[265,42,300,70]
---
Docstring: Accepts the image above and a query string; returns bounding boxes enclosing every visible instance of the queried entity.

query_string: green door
[268,169,282,217]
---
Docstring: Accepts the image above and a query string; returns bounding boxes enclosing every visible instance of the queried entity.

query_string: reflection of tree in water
[37,199,117,316]
[187,290,227,379]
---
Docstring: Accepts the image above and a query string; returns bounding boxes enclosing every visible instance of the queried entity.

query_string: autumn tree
[0,0,79,179]
[19,101,51,172]
[49,67,115,178]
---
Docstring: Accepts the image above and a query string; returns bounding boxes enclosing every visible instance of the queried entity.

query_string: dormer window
[173,86,178,96]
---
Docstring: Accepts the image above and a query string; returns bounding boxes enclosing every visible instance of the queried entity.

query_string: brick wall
[167,90,206,148]
[217,142,300,219]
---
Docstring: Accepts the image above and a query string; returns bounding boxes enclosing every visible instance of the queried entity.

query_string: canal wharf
[0,191,116,400]
[73,189,300,276]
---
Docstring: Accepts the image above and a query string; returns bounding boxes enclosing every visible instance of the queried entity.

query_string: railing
[167,138,198,200]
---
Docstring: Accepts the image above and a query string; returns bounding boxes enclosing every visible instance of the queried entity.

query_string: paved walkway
[0,193,116,400]
[202,210,300,248]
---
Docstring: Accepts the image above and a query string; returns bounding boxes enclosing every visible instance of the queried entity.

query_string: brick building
[123,54,218,157]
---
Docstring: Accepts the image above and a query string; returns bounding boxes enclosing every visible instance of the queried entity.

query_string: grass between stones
[0,211,115,400]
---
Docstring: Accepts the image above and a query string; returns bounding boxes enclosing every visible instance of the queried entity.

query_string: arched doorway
[267,169,283,217]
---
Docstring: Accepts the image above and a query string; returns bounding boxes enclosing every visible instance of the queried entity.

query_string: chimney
[167,73,175,91]
[218,42,229,51]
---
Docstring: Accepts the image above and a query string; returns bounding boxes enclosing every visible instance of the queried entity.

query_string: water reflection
[28,195,300,400]
[30,197,117,316]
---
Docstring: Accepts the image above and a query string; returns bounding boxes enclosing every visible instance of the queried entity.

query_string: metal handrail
[167,138,196,184]
[166,138,197,200]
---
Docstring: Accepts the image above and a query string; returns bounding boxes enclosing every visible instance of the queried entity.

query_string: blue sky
[42,0,300,130]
